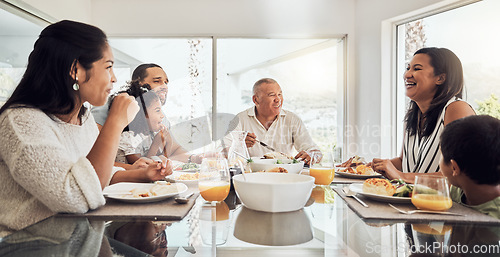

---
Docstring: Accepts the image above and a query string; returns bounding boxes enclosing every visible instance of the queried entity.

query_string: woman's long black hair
[404,47,464,137]
[0,20,108,118]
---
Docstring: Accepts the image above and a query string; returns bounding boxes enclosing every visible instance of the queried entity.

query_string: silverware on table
[342,187,369,208]
[388,203,464,216]
[175,192,194,204]
[254,139,276,152]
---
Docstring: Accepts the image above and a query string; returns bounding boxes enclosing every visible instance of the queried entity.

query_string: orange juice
[215,201,230,221]
[310,167,335,185]
[411,194,453,211]
[310,186,326,203]
[412,224,453,235]
[199,181,230,202]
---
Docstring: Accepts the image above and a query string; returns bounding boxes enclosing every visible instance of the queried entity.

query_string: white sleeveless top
[402,97,467,174]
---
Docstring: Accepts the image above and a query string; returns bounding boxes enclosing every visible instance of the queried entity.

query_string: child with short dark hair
[440,115,500,219]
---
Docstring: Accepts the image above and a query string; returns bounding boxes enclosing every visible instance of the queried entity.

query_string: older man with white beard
[225,78,321,165]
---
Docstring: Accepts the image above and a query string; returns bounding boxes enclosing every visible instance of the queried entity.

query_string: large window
[217,38,344,155]
[0,6,345,157]
[0,6,45,106]
[394,0,500,152]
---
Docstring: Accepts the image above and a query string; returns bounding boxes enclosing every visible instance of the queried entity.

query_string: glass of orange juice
[199,157,231,203]
[309,151,335,185]
[411,175,452,211]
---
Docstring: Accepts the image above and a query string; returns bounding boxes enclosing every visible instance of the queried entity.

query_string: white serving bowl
[232,173,315,213]
[249,158,305,174]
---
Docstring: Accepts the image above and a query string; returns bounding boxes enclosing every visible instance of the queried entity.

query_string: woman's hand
[371,158,402,180]
[107,93,139,129]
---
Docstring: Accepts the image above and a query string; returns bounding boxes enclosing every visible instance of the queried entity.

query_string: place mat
[333,187,500,224]
[58,189,199,221]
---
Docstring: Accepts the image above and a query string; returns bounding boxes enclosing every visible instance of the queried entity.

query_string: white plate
[335,170,382,179]
[167,171,199,186]
[103,182,188,203]
[348,183,412,203]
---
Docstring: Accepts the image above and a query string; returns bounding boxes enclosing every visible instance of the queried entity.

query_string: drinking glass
[411,175,452,211]
[309,151,335,185]
[198,157,231,203]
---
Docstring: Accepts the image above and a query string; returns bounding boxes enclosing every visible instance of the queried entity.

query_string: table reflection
[234,206,313,246]
[2,186,500,257]
[199,201,231,245]
[106,221,169,257]
[0,217,106,257]
[404,222,500,257]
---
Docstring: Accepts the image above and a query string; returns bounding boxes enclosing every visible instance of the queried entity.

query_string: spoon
[175,192,194,204]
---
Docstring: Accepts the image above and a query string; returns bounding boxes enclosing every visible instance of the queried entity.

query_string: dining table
[1,173,500,257]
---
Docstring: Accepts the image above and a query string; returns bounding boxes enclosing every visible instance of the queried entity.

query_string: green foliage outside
[476,94,500,119]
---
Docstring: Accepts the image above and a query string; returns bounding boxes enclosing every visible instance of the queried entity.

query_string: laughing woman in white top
[0,20,139,236]
[371,47,475,184]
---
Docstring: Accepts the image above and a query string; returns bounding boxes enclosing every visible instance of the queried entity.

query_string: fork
[388,204,464,216]
[342,187,369,208]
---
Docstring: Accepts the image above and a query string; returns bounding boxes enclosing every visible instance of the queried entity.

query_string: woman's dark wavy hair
[109,81,160,135]
[0,20,108,118]
[404,47,464,137]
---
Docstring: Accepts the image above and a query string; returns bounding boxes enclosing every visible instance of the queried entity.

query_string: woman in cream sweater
[0,20,140,236]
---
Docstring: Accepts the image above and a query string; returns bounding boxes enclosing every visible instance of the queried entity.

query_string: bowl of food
[232,172,315,213]
[249,158,305,174]
[168,171,199,186]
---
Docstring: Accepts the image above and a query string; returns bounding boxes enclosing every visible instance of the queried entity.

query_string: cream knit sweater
[0,107,106,236]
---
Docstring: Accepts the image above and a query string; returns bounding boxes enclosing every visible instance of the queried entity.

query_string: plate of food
[336,165,382,178]
[167,171,199,186]
[174,162,200,172]
[249,158,304,174]
[103,181,188,203]
[335,155,382,178]
[348,178,413,203]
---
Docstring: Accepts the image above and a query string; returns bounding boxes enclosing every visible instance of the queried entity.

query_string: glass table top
[1,185,499,257]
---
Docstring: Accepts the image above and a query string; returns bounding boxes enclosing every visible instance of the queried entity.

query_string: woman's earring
[73,77,79,91]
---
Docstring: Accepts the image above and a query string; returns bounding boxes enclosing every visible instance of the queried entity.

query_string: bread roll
[356,164,375,175]
[362,178,395,196]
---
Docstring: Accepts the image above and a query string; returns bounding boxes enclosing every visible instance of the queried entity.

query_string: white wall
[12,0,450,158]
[352,0,442,158]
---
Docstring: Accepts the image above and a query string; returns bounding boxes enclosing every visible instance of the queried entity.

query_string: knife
[254,139,275,152]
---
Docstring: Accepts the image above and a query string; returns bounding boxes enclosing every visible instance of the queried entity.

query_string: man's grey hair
[252,78,278,95]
